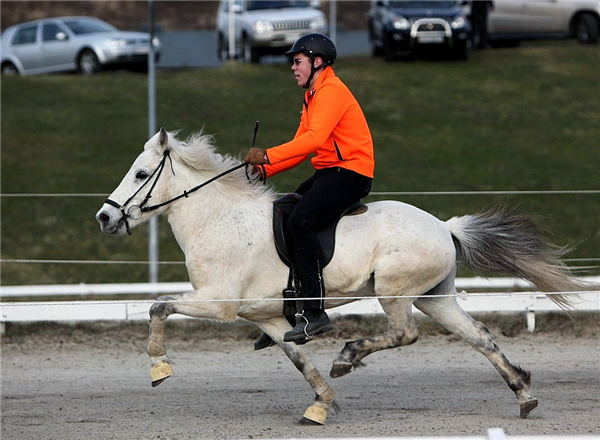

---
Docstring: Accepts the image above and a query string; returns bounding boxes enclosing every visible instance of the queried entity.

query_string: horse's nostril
[98,212,110,224]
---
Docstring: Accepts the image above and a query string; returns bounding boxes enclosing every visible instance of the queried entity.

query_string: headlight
[451,16,466,29]
[310,16,326,30]
[110,38,127,47]
[254,20,273,34]
[392,17,410,30]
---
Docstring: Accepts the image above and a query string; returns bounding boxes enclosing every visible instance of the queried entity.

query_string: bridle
[104,149,246,235]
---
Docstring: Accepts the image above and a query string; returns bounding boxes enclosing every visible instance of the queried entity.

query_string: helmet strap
[303,56,327,89]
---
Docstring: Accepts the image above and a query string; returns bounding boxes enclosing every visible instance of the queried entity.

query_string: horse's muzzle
[95,206,128,235]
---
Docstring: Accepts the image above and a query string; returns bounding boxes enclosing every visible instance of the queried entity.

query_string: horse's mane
[158,130,275,201]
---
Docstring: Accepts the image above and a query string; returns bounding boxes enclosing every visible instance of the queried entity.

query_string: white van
[216,0,327,63]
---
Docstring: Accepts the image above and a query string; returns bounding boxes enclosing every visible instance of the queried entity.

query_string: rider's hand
[244,147,269,165]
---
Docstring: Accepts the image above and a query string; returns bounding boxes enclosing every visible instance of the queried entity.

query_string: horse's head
[96,128,173,235]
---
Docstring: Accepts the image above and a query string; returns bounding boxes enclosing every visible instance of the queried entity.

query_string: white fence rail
[1,277,599,332]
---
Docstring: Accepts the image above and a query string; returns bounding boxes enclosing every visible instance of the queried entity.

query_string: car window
[43,23,66,42]
[12,25,38,45]
[62,19,115,35]
[246,1,310,11]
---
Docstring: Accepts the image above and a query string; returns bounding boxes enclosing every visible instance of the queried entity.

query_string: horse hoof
[520,399,538,418]
[150,361,173,387]
[299,417,322,425]
[301,404,327,425]
[330,362,352,378]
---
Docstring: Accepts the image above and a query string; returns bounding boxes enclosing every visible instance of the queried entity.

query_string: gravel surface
[1,315,599,440]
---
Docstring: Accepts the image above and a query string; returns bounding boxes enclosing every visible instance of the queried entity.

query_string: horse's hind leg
[414,294,538,418]
[330,297,418,378]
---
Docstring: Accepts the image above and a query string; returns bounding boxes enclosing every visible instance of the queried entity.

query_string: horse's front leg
[258,318,338,425]
[147,292,238,387]
[279,342,338,425]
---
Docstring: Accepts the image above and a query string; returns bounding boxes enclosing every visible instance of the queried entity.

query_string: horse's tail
[445,208,594,309]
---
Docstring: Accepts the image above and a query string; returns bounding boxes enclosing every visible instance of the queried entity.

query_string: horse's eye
[136,170,149,180]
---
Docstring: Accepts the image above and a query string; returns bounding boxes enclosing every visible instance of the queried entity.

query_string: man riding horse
[245,33,375,346]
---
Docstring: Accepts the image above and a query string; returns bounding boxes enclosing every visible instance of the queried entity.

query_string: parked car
[0,16,162,75]
[487,0,600,47]
[216,0,328,63]
[368,0,472,60]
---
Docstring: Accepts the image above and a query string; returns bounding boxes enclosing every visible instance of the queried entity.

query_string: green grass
[2,41,599,286]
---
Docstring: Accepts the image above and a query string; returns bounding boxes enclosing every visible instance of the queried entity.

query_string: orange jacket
[264,67,374,178]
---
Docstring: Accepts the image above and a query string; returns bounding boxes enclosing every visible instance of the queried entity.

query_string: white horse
[96,128,591,425]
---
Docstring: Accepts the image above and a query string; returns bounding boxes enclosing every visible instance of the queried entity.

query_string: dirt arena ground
[2,314,599,440]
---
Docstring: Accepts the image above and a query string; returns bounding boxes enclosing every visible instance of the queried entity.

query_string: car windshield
[62,19,116,35]
[247,1,311,11]
[390,1,456,9]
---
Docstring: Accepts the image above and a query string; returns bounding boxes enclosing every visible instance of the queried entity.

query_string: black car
[368,0,472,60]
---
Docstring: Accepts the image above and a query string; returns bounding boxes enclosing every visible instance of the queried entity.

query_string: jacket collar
[309,66,335,95]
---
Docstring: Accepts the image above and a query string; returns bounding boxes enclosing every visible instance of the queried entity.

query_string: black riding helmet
[285,33,337,88]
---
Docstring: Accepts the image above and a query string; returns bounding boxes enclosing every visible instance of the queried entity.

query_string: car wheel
[575,13,599,44]
[217,34,229,61]
[453,40,471,61]
[489,39,521,48]
[1,62,19,76]
[370,36,383,57]
[241,36,260,63]
[383,33,396,61]
[78,50,101,74]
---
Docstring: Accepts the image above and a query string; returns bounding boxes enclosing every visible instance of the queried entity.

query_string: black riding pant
[287,167,372,310]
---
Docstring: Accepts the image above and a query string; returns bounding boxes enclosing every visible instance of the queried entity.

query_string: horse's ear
[158,128,169,151]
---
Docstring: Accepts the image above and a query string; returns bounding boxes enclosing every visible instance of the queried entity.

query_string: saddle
[272,193,368,269]
[272,193,368,316]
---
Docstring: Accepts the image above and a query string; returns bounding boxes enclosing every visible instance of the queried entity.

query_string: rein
[105,149,247,235]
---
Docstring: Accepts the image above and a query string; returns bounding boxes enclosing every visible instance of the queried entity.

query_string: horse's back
[347,200,452,247]
[325,200,456,296]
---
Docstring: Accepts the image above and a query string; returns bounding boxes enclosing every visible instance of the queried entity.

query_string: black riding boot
[283,308,333,343]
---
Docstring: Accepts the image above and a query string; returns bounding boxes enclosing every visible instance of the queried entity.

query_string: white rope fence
[2,189,598,330]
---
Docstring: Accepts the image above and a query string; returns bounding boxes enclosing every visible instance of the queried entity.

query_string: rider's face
[291,54,322,89]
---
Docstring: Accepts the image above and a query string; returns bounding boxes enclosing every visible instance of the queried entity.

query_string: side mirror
[231,4,243,14]
[56,32,68,41]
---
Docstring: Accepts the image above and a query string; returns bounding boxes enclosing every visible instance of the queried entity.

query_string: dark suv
[368,0,472,60]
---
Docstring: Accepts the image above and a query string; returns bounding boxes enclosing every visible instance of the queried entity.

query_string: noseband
[104,149,247,235]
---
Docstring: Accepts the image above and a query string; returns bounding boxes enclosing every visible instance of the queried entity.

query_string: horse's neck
[165,186,271,255]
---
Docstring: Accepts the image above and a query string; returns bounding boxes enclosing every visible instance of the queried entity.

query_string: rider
[245,33,375,345]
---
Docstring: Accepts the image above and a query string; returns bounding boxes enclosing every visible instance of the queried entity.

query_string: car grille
[416,22,446,32]
[272,20,311,31]
[126,38,149,45]
[410,18,452,39]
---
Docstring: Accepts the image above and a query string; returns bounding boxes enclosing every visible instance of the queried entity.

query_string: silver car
[488,0,600,46]
[216,0,328,63]
[0,16,161,75]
